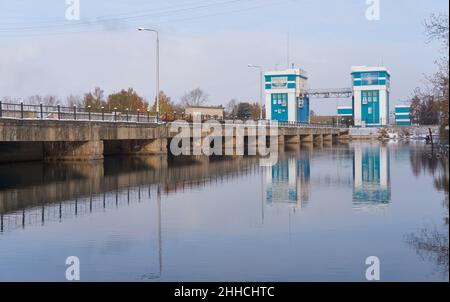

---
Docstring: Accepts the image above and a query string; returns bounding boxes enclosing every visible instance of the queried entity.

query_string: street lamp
[138,27,160,122]
[248,64,263,120]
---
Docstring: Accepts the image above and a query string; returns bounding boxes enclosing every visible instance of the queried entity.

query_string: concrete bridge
[0,119,349,163]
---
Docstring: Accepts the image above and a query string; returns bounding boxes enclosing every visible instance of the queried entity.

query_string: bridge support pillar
[332,134,339,143]
[323,134,333,142]
[43,140,104,161]
[300,134,313,143]
[104,139,167,156]
[313,134,323,145]
[245,136,259,155]
[135,138,167,155]
[278,135,285,145]
[285,135,300,145]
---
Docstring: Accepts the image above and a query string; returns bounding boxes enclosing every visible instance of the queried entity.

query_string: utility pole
[138,27,160,122]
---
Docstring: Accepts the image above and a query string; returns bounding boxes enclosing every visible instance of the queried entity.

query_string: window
[298,97,304,108]
[368,107,372,114]
[362,97,367,104]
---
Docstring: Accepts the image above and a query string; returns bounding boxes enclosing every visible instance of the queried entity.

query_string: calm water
[0,142,448,281]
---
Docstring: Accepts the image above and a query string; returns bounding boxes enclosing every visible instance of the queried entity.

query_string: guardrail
[0,101,159,124]
[0,102,343,129]
[273,120,337,129]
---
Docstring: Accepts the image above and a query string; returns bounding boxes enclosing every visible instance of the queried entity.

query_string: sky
[0,0,448,114]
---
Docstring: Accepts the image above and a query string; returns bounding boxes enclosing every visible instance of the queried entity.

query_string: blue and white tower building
[265,68,309,123]
[351,66,391,127]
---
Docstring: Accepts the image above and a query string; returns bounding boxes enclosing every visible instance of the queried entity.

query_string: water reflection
[352,144,391,209]
[0,142,448,281]
[0,155,261,233]
[265,151,311,208]
[406,147,449,277]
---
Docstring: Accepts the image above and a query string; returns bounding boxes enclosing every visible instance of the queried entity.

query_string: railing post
[0,101,2,118]
[126,108,129,122]
[88,105,91,121]
[101,106,105,121]
[57,105,61,120]
[73,105,77,120]
[114,107,117,122]
[20,101,24,119]
[40,103,43,119]
[137,109,140,123]
[147,110,150,123]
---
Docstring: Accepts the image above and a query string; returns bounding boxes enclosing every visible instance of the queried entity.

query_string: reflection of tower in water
[353,144,391,209]
[265,153,311,208]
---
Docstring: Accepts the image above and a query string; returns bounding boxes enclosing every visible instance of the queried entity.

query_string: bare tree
[411,13,449,131]
[42,95,59,106]
[424,13,449,48]
[66,94,83,107]
[27,95,43,105]
[181,88,208,108]
[425,13,449,132]
[26,95,59,106]
[93,87,104,102]
[225,99,238,117]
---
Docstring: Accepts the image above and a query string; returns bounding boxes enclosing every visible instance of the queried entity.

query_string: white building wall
[288,92,296,122]
[265,92,272,120]
[353,87,362,127]
[379,89,387,126]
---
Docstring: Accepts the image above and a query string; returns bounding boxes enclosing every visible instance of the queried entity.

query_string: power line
[0,0,250,32]
[0,0,286,38]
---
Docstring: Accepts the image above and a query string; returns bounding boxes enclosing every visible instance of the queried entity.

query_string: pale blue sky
[0,0,448,114]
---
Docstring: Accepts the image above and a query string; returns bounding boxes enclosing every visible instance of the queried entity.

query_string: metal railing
[0,102,343,129]
[268,120,338,129]
[0,101,159,124]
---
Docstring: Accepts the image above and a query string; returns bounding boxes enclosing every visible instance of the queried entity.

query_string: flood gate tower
[265,68,310,123]
[351,66,390,127]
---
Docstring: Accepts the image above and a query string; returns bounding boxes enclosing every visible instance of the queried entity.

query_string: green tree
[106,88,148,112]
[236,102,252,120]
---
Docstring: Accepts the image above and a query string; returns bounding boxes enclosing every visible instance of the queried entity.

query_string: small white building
[394,105,411,126]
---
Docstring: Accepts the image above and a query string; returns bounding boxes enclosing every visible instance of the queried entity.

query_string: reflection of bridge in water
[0,143,391,232]
[1,185,153,233]
[0,155,263,232]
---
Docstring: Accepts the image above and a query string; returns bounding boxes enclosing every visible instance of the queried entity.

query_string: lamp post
[248,64,263,120]
[138,27,160,123]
